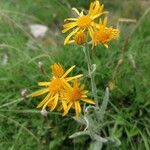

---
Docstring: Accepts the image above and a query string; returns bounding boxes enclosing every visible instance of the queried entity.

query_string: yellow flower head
[32,63,83,112]
[74,30,86,45]
[61,80,95,117]
[63,0,106,45]
[92,17,119,48]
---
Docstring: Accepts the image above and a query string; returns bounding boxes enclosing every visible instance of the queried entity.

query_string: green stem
[83,44,99,109]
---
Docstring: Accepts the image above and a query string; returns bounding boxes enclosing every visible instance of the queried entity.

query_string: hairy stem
[83,45,99,109]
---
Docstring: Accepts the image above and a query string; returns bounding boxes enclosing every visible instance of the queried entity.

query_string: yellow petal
[62,22,77,33]
[42,95,55,109]
[77,101,81,114]
[66,74,83,82]
[75,101,81,117]
[64,18,77,21]
[62,100,68,111]
[63,22,77,28]
[81,98,95,105]
[81,95,87,98]
[80,10,84,16]
[36,93,52,108]
[66,40,75,44]
[38,82,50,86]
[72,8,80,16]
[89,0,104,19]
[88,27,94,41]
[99,18,102,26]
[63,102,73,116]
[100,4,104,13]
[104,44,108,48]
[103,17,107,27]
[32,88,49,97]
[92,13,101,19]
[73,79,79,88]
[88,2,94,15]
[51,63,64,78]
[61,65,75,78]
[61,79,72,89]
[64,28,79,45]
[50,94,59,111]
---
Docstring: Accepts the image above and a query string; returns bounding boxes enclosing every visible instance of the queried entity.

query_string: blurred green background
[0,0,150,149]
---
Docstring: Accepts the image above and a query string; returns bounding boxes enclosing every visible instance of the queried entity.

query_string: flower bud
[21,89,28,98]
[40,109,48,117]
[38,61,43,68]
[74,31,86,45]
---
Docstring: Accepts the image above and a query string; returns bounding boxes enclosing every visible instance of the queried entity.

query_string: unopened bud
[75,31,86,45]
[38,61,43,68]
[108,81,116,91]
[38,61,47,76]
[21,89,28,98]
[41,109,48,117]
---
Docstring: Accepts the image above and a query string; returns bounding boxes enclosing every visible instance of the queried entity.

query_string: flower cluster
[32,63,95,117]
[63,0,119,48]
[32,1,120,118]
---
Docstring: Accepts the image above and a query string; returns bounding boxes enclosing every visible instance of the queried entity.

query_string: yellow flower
[32,63,83,112]
[74,30,86,45]
[92,17,119,48]
[61,80,95,117]
[63,0,106,45]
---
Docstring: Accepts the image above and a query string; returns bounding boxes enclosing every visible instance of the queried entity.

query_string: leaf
[89,140,103,150]
[138,129,150,150]
[107,137,121,147]
[98,87,109,121]
[73,115,86,125]
[128,127,139,138]
[69,131,90,139]
[112,126,123,138]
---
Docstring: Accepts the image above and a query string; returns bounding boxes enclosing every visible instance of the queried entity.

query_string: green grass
[0,0,150,149]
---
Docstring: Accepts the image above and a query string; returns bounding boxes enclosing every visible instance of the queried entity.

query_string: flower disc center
[77,15,92,28]
[49,78,62,93]
[71,89,82,101]
[94,30,109,44]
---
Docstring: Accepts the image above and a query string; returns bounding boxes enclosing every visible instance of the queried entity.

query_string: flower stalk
[83,43,99,109]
